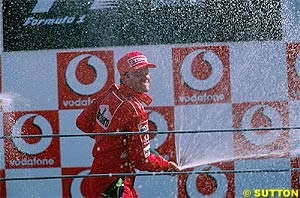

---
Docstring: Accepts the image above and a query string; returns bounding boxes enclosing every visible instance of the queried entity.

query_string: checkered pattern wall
[1,0,300,197]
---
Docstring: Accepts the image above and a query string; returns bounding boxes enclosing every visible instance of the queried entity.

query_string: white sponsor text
[23,15,86,26]
[179,93,225,103]
[63,97,92,107]
[10,157,55,167]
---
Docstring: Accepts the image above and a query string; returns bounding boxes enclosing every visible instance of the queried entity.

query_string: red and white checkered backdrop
[1,0,300,197]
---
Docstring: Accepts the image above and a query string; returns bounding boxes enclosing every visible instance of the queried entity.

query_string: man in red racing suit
[76,51,179,197]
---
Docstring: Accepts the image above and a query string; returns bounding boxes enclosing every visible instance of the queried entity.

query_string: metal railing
[1,126,299,181]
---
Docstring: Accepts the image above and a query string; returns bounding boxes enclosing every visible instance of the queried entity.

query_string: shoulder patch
[96,105,111,129]
[96,91,123,129]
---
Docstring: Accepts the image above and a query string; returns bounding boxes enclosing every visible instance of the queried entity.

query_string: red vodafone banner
[173,46,231,105]
[3,111,61,169]
[178,162,235,198]
[57,51,115,109]
[233,101,290,160]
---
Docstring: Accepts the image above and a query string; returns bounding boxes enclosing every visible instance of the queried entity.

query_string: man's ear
[120,73,129,84]
[123,72,131,80]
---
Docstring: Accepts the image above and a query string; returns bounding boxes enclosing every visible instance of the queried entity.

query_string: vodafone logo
[62,168,91,197]
[240,105,281,146]
[65,54,108,96]
[11,114,52,155]
[233,102,289,159]
[178,162,234,197]
[70,169,90,197]
[148,111,168,149]
[57,51,114,109]
[180,49,223,91]
[186,166,228,197]
[173,46,231,105]
[3,111,60,169]
[146,107,175,161]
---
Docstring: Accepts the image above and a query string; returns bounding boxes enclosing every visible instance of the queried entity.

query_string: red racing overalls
[76,84,169,197]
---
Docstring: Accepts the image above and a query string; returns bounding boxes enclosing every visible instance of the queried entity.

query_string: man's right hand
[167,161,180,172]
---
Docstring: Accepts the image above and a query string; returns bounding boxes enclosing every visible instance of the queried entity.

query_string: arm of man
[76,99,100,134]
[126,133,180,172]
